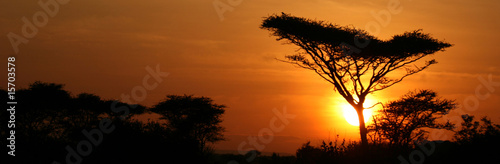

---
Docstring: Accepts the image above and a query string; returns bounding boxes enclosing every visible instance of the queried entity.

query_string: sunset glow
[1,0,499,158]
[341,99,378,126]
[342,105,373,126]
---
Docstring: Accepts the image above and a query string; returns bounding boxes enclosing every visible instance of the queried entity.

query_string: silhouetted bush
[368,90,455,148]
[211,151,296,164]
[295,138,406,164]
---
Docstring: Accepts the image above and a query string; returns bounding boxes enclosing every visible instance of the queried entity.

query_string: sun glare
[342,102,375,126]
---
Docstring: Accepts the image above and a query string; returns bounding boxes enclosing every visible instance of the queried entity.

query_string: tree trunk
[355,105,368,147]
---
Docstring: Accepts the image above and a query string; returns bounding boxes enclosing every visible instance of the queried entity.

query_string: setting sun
[341,99,378,126]
[343,105,373,126]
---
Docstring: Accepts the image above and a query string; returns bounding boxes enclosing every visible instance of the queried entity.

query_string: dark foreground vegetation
[215,115,500,164]
[2,82,499,164]
[1,81,225,163]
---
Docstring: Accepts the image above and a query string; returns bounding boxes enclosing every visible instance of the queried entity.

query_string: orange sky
[1,0,500,154]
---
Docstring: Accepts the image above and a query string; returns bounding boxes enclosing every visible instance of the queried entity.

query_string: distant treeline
[1,81,225,163]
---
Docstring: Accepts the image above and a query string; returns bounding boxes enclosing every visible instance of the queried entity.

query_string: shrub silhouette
[295,138,399,164]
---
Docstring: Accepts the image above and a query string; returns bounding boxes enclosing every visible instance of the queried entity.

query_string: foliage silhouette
[296,135,358,164]
[424,115,500,164]
[368,90,455,148]
[1,81,115,163]
[211,151,296,164]
[150,94,226,153]
[295,139,400,164]
[1,81,499,163]
[261,13,452,146]
[0,81,225,163]
[454,114,500,145]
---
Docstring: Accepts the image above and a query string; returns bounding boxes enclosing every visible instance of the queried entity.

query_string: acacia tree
[261,13,452,146]
[368,90,455,147]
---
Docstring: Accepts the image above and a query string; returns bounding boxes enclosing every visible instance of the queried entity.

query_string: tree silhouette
[1,82,223,163]
[0,81,153,163]
[453,114,500,145]
[445,114,500,164]
[368,90,455,147]
[261,13,452,146]
[150,95,226,153]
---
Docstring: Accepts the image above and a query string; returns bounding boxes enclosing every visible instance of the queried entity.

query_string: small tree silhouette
[261,13,452,146]
[454,114,500,145]
[448,115,500,163]
[368,90,455,147]
[150,95,226,152]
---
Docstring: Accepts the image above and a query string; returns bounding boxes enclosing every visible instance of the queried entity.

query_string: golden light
[341,100,376,126]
